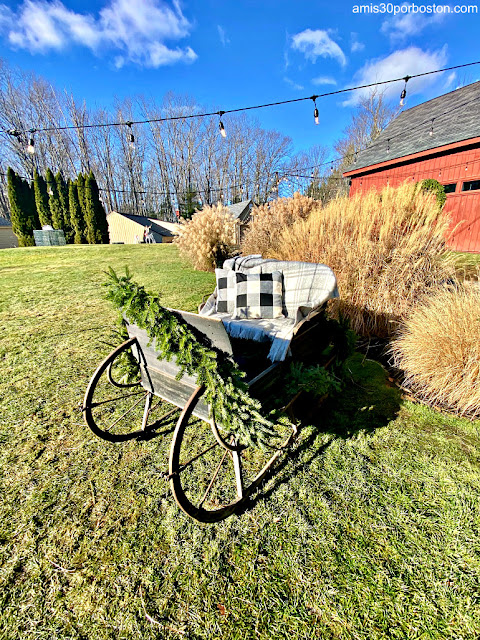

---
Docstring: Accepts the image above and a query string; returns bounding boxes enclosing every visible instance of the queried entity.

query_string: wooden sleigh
[83,258,341,523]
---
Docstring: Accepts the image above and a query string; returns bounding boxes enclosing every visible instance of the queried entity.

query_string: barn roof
[0,217,11,227]
[226,200,252,222]
[344,81,480,174]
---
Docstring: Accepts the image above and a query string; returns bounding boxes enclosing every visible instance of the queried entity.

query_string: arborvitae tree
[19,176,39,235]
[7,167,35,246]
[45,168,64,230]
[69,179,86,244]
[33,169,51,226]
[76,173,87,220]
[56,171,72,242]
[89,171,109,243]
[84,171,109,244]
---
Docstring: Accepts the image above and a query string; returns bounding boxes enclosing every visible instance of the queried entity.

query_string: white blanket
[200,256,339,361]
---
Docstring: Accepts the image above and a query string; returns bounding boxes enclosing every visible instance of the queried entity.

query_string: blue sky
[0,0,479,155]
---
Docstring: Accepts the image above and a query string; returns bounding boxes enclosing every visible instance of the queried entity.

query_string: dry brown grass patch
[391,284,480,417]
[175,204,236,272]
[272,182,456,338]
[240,192,317,257]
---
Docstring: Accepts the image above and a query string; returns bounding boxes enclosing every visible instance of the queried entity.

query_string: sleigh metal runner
[83,256,341,523]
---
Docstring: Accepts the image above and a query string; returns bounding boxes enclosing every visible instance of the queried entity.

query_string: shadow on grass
[238,353,402,515]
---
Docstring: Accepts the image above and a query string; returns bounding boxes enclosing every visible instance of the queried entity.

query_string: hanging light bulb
[218,111,226,138]
[399,76,410,107]
[429,119,434,136]
[125,121,135,150]
[387,139,390,152]
[311,95,319,125]
[330,162,334,173]
[26,128,36,154]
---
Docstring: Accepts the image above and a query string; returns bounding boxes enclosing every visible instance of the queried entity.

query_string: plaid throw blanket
[200,256,339,361]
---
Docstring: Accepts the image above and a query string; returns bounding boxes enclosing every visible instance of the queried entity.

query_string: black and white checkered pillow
[233,271,284,319]
[215,269,236,313]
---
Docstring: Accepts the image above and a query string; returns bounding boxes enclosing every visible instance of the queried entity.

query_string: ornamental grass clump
[240,192,317,257]
[391,284,480,417]
[273,182,456,338]
[175,204,236,272]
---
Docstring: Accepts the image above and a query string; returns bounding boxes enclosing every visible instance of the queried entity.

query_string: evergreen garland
[105,268,278,447]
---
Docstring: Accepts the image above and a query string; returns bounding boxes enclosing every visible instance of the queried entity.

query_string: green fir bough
[105,268,277,447]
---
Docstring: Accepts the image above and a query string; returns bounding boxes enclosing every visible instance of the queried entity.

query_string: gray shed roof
[0,217,11,227]
[226,200,252,222]
[113,212,175,240]
[344,81,480,174]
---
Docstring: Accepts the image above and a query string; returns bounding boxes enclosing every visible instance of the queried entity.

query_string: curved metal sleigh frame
[82,308,332,523]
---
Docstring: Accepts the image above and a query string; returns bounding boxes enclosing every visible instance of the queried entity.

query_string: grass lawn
[0,244,479,640]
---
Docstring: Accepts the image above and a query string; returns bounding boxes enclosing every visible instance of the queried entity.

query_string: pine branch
[104,269,279,447]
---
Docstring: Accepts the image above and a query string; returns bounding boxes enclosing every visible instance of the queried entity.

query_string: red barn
[343,81,480,253]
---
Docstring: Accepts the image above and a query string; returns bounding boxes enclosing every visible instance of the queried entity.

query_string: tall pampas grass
[273,182,455,338]
[391,284,480,417]
[240,192,316,258]
[175,204,236,272]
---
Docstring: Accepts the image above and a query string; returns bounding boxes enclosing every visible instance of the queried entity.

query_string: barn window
[462,180,480,192]
[443,183,457,194]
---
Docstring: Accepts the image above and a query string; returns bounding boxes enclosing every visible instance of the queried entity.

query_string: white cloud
[381,4,445,41]
[0,0,197,67]
[284,76,304,91]
[444,71,456,89]
[343,46,448,106]
[350,32,364,53]
[291,29,346,67]
[217,24,229,46]
[312,76,337,86]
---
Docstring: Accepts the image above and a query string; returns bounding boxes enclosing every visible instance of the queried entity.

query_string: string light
[312,95,319,125]
[218,111,227,138]
[26,128,36,154]
[285,92,480,178]
[399,76,410,107]
[125,121,135,150]
[387,139,390,152]
[429,118,434,136]
[6,61,479,139]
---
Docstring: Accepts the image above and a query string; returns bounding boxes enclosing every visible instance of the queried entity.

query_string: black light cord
[5,60,480,136]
